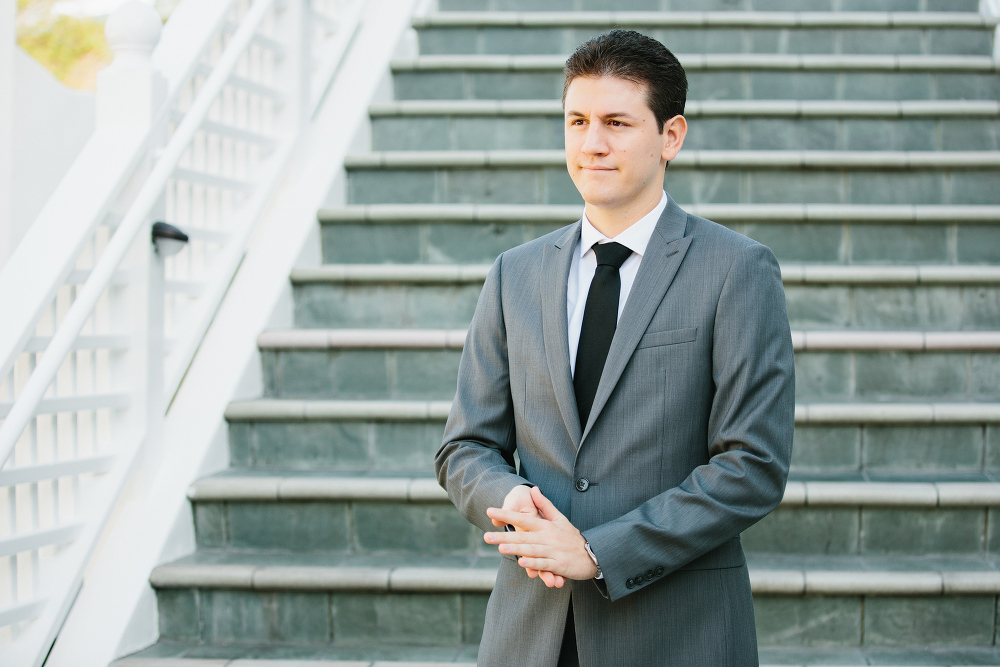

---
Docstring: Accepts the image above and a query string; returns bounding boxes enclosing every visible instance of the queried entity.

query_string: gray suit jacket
[435,197,795,666]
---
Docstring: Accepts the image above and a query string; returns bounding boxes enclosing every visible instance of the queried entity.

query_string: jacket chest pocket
[635,326,698,350]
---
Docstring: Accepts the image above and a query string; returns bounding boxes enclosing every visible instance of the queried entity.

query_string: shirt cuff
[584,540,603,580]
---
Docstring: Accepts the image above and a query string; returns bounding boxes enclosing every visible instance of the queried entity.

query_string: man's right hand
[493,485,566,588]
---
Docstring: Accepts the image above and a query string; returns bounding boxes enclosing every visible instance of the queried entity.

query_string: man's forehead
[563,75,653,116]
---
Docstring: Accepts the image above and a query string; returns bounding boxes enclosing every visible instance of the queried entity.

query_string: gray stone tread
[115,648,477,665]
[368,98,1000,118]
[319,202,1000,223]
[412,11,998,29]
[290,263,1000,285]
[187,469,1000,506]
[391,53,999,72]
[112,645,1000,666]
[343,149,1000,169]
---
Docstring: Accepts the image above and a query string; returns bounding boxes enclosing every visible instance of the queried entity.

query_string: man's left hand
[484,486,599,584]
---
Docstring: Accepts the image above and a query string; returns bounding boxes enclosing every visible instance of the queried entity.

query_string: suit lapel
[540,223,583,448]
[580,199,693,443]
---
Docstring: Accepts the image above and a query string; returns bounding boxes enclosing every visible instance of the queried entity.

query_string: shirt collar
[580,191,668,259]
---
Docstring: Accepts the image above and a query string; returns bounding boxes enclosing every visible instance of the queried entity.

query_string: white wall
[6,50,95,269]
[0,0,13,268]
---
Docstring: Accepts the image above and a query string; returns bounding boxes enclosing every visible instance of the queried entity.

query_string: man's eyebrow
[565,109,640,120]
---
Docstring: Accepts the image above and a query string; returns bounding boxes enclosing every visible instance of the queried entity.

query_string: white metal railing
[0,0,364,663]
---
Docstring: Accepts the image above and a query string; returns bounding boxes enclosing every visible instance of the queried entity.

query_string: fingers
[524,567,566,588]
[539,570,565,588]
[486,507,544,531]
[530,486,565,522]
[500,485,537,514]
[516,556,559,573]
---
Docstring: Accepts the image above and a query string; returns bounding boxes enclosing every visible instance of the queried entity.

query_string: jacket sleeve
[582,242,795,602]
[434,252,530,534]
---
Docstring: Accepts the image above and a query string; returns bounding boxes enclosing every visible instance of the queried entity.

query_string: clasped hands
[484,485,598,587]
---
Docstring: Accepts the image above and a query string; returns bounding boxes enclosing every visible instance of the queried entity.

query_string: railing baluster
[7,486,16,608]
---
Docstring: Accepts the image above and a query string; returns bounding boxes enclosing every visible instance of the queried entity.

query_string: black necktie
[574,241,633,428]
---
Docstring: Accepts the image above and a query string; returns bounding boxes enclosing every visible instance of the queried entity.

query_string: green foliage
[17,13,110,86]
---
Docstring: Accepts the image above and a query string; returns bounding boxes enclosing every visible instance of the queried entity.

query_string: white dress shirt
[567,191,669,376]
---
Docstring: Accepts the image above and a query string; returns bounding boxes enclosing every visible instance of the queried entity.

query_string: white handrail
[0,0,366,661]
[0,0,276,472]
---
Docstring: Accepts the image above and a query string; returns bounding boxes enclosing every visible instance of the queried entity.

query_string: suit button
[626,578,634,589]
[645,569,654,581]
[654,566,664,577]
[635,574,644,585]
[575,478,590,492]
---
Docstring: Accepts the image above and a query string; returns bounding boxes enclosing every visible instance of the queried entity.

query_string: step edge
[147,563,1000,595]
[287,264,1000,285]
[343,149,1000,169]
[223,399,1000,424]
[187,475,1000,507]
[256,329,1000,351]
[367,99,1000,118]
[411,10,994,29]
[389,53,998,72]
[318,203,1000,223]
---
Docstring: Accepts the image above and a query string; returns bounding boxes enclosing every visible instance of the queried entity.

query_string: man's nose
[580,123,609,155]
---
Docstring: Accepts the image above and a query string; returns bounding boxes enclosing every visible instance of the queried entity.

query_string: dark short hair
[562,29,687,133]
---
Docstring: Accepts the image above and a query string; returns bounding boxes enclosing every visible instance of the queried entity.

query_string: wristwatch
[584,540,603,580]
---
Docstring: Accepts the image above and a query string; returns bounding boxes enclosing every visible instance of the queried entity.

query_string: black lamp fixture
[152,221,189,257]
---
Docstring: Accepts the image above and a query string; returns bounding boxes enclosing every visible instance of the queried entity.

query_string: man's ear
[661,115,687,162]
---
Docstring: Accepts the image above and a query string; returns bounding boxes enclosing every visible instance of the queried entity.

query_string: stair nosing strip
[288,264,1000,285]
[318,203,1000,224]
[148,562,1000,595]
[411,10,996,29]
[187,475,1000,507]
[343,149,1000,170]
[256,329,1000,351]
[390,53,999,72]
[368,99,1000,118]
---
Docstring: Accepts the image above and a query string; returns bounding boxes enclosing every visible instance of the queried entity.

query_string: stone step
[346,148,1000,168]
[223,398,1000,476]
[258,328,1000,350]
[186,471,1000,556]
[319,203,1000,265]
[117,658,479,666]
[436,0,982,13]
[257,329,1000,401]
[111,651,1000,667]
[344,149,1000,207]
[373,110,1000,153]
[413,12,996,57]
[370,99,1000,117]
[145,552,999,652]
[416,11,999,28]
[390,54,1000,102]
[370,99,1000,152]
[288,263,1000,330]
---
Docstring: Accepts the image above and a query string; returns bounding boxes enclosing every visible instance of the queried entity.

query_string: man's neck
[584,189,664,239]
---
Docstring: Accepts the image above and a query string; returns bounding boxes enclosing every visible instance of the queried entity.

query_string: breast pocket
[635,326,698,350]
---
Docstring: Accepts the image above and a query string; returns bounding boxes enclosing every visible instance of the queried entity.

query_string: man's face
[564,75,684,214]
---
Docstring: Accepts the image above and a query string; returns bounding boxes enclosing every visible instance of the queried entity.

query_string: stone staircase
[118,1,1000,665]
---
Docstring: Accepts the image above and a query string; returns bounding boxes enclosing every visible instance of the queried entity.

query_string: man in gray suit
[435,30,795,666]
